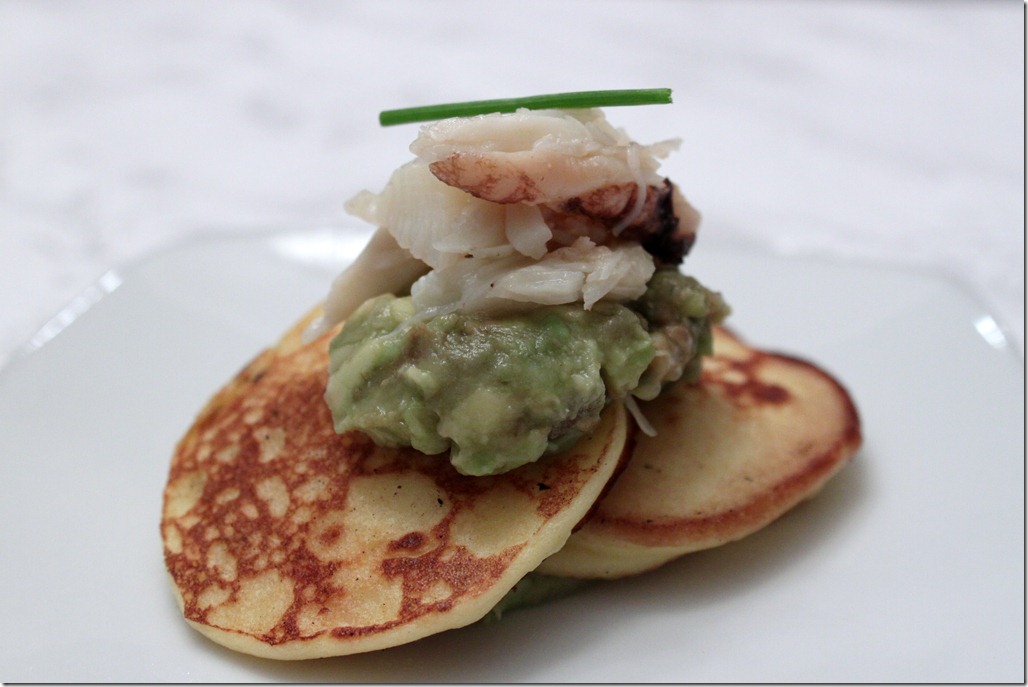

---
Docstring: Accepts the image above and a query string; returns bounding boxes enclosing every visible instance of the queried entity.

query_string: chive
[379,88,672,126]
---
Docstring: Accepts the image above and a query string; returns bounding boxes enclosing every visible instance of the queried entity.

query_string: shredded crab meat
[411,108,674,205]
[408,237,655,314]
[303,228,427,341]
[316,107,700,331]
[610,142,647,235]
[345,161,558,268]
[411,109,699,264]
[623,394,657,437]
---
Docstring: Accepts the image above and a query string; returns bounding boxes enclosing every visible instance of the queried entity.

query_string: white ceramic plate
[1,228,1023,682]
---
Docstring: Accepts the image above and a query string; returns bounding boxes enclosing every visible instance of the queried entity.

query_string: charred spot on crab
[541,180,697,266]
[620,180,696,266]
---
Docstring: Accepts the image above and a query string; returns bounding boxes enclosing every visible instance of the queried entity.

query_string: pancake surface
[538,326,861,579]
[161,309,629,659]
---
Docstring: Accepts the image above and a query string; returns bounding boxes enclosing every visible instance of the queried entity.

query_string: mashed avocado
[632,269,730,398]
[480,573,591,623]
[327,296,653,475]
[326,268,727,476]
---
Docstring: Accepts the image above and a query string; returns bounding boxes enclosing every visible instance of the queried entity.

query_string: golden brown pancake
[161,309,629,659]
[538,326,861,579]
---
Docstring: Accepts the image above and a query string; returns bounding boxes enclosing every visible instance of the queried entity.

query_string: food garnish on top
[309,90,728,476]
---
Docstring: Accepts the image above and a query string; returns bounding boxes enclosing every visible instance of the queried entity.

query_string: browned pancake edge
[538,326,862,578]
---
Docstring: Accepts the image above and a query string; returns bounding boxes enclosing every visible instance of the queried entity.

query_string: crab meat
[543,179,700,265]
[317,107,701,328]
[411,108,671,204]
[344,161,553,269]
[409,237,656,316]
[303,227,428,341]
[412,108,698,263]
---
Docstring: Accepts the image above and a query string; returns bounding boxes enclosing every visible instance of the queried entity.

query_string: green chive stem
[379,88,672,126]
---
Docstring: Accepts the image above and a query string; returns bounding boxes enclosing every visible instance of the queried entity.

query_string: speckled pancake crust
[161,309,629,659]
[538,326,861,579]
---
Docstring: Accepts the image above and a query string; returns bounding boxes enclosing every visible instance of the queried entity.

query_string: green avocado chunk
[325,268,727,476]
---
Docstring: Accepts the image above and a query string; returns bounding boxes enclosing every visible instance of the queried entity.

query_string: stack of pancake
[161,307,860,660]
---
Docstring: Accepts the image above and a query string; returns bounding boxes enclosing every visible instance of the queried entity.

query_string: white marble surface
[1,0,1023,369]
